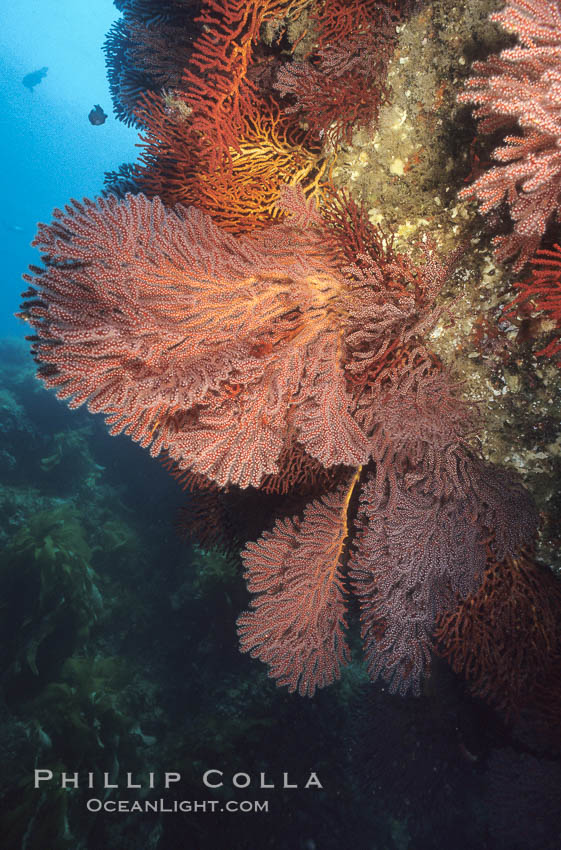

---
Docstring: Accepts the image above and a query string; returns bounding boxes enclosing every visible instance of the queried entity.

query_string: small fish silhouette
[88,104,107,126]
[1,220,24,234]
[23,67,48,92]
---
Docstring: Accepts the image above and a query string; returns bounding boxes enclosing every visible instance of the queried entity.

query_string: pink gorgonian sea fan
[19,190,539,700]
[458,0,561,269]
[18,192,371,490]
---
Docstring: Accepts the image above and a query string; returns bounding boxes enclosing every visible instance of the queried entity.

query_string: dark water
[1,1,561,849]
[0,339,522,849]
[2,334,560,849]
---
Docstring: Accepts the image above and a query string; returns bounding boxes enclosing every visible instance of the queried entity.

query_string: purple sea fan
[459,0,561,268]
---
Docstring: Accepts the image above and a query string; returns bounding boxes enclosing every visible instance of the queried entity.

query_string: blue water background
[0,0,138,337]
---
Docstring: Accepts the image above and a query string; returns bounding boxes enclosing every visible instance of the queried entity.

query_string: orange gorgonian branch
[182,0,311,162]
[135,92,326,232]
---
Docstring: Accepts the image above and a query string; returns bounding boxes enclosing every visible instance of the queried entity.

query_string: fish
[22,67,48,91]
[0,220,24,234]
[88,104,108,126]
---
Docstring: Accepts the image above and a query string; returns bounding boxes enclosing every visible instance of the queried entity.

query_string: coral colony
[18,0,561,727]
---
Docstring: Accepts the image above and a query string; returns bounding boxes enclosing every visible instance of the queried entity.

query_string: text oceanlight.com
[86,799,269,813]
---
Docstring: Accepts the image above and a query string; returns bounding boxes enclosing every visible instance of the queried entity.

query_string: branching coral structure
[19,187,539,698]
[274,0,402,146]
[18,0,559,714]
[459,0,561,269]
[181,0,311,162]
[135,93,325,232]
[508,242,561,361]
[104,0,200,126]
[435,547,561,718]
[20,192,370,489]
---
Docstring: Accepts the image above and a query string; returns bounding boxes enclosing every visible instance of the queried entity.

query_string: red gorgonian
[273,0,407,147]
[508,243,561,361]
